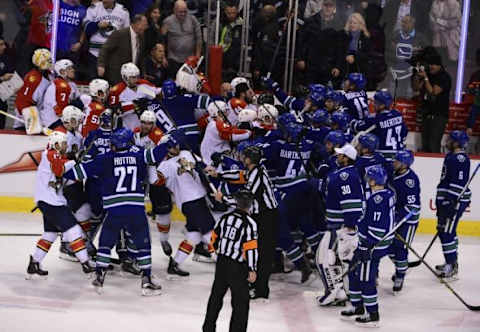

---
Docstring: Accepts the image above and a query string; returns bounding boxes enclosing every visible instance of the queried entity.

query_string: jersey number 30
[114,166,138,192]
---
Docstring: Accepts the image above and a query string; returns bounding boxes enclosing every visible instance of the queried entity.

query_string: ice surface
[1,212,479,332]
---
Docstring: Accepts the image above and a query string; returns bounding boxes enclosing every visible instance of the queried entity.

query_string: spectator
[97,14,149,84]
[339,13,371,79]
[416,54,451,153]
[466,48,480,137]
[0,37,15,129]
[299,0,344,87]
[144,3,166,55]
[387,15,427,98]
[304,0,324,19]
[429,0,461,62]
[130,0,155,17]
[363,4,386,90]
[56,0,87,64]
[144,42,169,86]
[83,0,130,80]
[162,0,202,78]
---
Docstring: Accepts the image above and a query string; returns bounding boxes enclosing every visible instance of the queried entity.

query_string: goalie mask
[32,48,52,71]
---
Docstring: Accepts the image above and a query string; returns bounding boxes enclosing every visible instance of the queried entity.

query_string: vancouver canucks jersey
[436,152,471,204]
[358,189,395,250]
[218,155,245,195]
[353,110,408,160]
[305,126,330,145]
[343,90,369,120]
[355,153,393,199]
[64,144,168,215]
[274,87,305,112]
[84,128,111,160]
[325,165,364,229]
[391,169,421,224]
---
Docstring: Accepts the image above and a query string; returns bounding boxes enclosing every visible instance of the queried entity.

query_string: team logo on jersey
[177,157,196,178]
[339,172,349,181]
[29,75,37,83]
[457,154,466,163]
[231,164,239,170]
[374,195,383,204]
[406,179,415,188]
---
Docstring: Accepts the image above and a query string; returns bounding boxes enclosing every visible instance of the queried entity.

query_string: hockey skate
[141,274,162,296]
[59,242,79,262]
[317,284,347,306]
[435,263,448,272]
[340,304,365,321]
[393,277,404,294]
[355,311,380,328]
[160,240,172,256]
[120,258,142,277]
[26,255,48,280]
[167,257,190,280]
[438,262,458,281]
[299,258,316,284]
[92,269,107,294]
[192,244,216,263]
[82,261,96,275]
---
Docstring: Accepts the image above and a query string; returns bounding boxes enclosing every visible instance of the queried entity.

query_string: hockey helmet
[140,110,156,123]
[48,131,68,152]
[365,164,387,186]
[330,111,350,131]
[311,108,330,126]
[374,90,393,109]
[61,105,84,126]
[54,59,74,78]
[358,133,379,153]
[111,128,134,150]
[162,80,177,99]
[346,73,367,90]
[324,130,346,147]
[100,109,113,128]
[449,130,469,148]
[89,79,110,100]
[258,104,278,123]
[237,108,257,123]
[121,62,140,82]
[309,85,326,107]
[278,112,296,128]
[257,93,275,105]
[394,150,414,168]
[285,122,303,141]
[207,100,227,119]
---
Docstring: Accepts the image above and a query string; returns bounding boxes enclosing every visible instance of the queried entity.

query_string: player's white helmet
[121,62,140,82]
[48,131,67,152]
[54,59,74,78]
[32,48,52,71]
[258,104,278,122]
[230,77,250,91]
[140,110,156,123]
[207,101,227,119]
[61,105,84,125]
[89,79,109,99]
[237,108,257,123]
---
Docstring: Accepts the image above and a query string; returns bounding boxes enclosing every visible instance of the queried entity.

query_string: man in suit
[97,14,149,85]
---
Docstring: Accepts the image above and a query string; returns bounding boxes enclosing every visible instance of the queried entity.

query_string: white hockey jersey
[134,126,164,184]
[83,2,130,57]
[157,150,206,209]
[40,79,80,128]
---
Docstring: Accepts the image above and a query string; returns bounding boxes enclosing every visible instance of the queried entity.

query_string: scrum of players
[18,47,472,327]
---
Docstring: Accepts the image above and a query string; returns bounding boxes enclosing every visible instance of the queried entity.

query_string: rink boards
[0,132,479,236]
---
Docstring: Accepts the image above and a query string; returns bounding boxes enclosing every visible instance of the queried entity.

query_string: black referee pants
[203,255,250,332]
[253,208,278,298]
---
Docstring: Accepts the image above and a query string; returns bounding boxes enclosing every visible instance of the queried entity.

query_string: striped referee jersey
[211,209,259,271]
[220,165,278,215]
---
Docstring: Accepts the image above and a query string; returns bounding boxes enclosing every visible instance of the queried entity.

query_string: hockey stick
[266,12,293,79]
[396,233,480,311]
[0,233,42,236]
[350,124,376,147]
[339,210,415,280]
[0,110,52,135]
[408,163,480,268]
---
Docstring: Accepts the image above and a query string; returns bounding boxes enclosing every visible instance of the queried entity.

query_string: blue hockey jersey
[391,169,421,224]
[274,87,305,112]
[305,126,330,145]
[218,155,245,195]
[352,109,408,159]
[355,153,393,199]
[358,188,395,250]
[343,90,369,120]
[64,144,168,215]
[436,152,472,204]
[325,165,364,229]
[84,128,111,160]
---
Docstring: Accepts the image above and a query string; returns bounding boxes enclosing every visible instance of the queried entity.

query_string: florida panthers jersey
[84,127,112,159]
[353,110,408,160]
[358,189,395,250]
[436,152,472,204]
[343,90,369,120]
[355,153,392,199]
[64,144,168,215]
[15,69,50,114]
[41,78,80,128]
[82,100,106,137]
[54,126,83,156]
[83,2,130,57]
[391,169,421,224]
[133,127,164,149]
[325,165,364,229]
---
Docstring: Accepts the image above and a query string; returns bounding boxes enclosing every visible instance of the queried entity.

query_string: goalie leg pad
[22,106,42,135]
[337,228,358,262]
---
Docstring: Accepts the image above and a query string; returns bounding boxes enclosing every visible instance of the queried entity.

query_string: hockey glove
[356,245,372,263]
[262,77,280,92]
[211,152,223,168]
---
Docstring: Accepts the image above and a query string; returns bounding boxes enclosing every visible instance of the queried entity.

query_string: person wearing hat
[202,189,258,332]
[416,53,452,153]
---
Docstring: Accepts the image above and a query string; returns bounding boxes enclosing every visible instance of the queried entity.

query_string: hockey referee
[202,190,258,332]
[207,145,278,301]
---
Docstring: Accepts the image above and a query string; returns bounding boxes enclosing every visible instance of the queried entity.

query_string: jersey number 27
[114,166,138,192]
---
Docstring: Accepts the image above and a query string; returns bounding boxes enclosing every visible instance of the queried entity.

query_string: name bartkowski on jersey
[114,156,137,166]
[280,149,311,160]
[378,116,403,129]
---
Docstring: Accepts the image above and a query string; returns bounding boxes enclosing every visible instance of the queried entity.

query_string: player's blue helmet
[167,128,186,148]
[325,89,344,104]
[309,85,326,107]
[449,130,469,147]
[374,90,393,108]
[358,133,379,152]
[278,112,296,128]
[365,164,387,185]
[162,80,177,99]
[347,73,366,90]
[394,150,414,167]
[324,130,346,147]
[236,140,254,154]
[285,122,303,141]
[311,109,330,125]
[100,109,112,127]
[111,128,134,150]
[331,111,349,130]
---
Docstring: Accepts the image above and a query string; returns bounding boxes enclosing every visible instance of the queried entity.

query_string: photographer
[415,54,451,153]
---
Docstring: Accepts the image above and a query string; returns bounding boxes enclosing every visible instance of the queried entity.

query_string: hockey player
[316,143,364,307]
[231,77,256,107]
[64,128,176,295]
[324,89,345,114]
[435,130,471,279]
[351,90,408,161]
[389,150,421,292]
[26,131,95,279]
[108,62,158,130]
[342,73,369,120]
[341,165,395,327]
[226,97,248,126]
[14,48,52,133]
[41,59,80,129]
[82,78,110,137]
[201,100,252,165]
[257,104,278,131]
[157,140,217,278]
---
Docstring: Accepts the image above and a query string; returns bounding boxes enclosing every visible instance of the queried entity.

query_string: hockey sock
[201,231,215,253]
[285,245,304,269]
[174,240,194,265]
[32,232,57,263]
[155,214,171,242]
[136,249,152,276]
[78,220,91,233]
[64,225,89,263]
[359,260,380,313]
[439,233,458,264]
[125,231,139,260]
[306,232,323,253]
[291,230,304,246]
[96,247,111,269]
